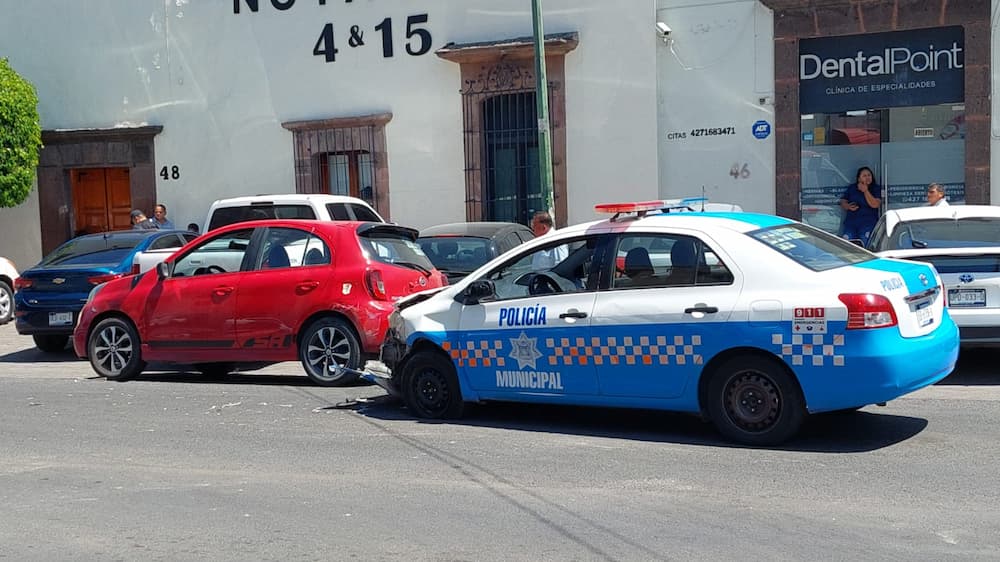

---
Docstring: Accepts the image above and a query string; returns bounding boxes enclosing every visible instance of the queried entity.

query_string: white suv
[0,257,19,325]
[204,194,384,232]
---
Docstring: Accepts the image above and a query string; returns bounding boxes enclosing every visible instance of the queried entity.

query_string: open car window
[172,228,255,277]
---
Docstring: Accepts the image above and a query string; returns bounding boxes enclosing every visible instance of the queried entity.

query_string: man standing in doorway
[152,203,175,230]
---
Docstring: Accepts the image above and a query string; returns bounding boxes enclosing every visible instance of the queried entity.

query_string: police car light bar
[595,197,711,220]
[594,200,666,215]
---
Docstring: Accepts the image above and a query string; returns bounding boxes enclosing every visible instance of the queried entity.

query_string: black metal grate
[461,63,553,224]
[292,126,378,208]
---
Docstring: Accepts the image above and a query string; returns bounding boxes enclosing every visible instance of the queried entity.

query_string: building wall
[656,0,777,214]
[0,186,42,270]
[0,0,659,243]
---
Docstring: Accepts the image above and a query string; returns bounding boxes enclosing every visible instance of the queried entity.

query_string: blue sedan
[14,230,196,352]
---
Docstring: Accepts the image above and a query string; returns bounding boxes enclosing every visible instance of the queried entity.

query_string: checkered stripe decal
[547,335,703,366]
[441,335,705,367]
[442,340,506,368]
[772,333,846,366]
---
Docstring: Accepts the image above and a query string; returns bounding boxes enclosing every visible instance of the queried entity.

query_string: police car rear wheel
[401,352,465,419]
[707,356,805,446]
[300,317,361,386]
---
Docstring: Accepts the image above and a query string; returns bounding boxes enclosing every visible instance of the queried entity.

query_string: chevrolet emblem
[52,278,66,285]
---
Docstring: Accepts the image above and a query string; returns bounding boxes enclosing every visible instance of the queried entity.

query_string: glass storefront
[798,26,965,236]
[800,104,966,235]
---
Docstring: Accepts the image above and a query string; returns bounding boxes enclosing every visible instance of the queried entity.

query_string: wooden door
[107,168,133,230]
[71,168,132,235]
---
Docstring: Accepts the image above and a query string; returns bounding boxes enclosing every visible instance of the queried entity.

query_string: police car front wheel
[705,356,805,446]
[401,351,465,419]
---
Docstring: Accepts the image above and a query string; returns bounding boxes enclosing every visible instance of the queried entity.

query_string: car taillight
[88,273,124,285]
[838,293,898,329]
[130,263,141,275]
[13,277,33,290]
[365,269,388,300]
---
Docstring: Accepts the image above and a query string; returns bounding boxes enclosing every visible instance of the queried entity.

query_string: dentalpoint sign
[799,26,964,114]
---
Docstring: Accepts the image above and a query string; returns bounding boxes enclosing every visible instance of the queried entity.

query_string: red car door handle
[213,286,235,296]
[296,281,320,292]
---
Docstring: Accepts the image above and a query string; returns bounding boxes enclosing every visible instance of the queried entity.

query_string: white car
[358,201,959,446]
[204,194,384,232]
[868,204,1000,345]
[0,257,18,325]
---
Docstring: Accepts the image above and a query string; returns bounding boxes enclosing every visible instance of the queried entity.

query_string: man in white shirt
[530,211,568,269]
[926,183,949,207]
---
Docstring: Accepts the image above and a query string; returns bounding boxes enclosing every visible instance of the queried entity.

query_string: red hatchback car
[72,220,447,385]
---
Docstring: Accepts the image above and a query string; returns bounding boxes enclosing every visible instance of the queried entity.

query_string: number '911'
[313,14,432,62]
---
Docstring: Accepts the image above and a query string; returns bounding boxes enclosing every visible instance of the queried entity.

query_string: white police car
[364,201,959,445]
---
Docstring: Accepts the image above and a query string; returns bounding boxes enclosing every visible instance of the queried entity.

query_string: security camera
[656,22,671,36]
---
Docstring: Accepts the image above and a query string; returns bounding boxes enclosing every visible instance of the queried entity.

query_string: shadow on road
[350,397,927,453]
[126,368,374,389]
[0,346,79,363]
[937,347,1000,386]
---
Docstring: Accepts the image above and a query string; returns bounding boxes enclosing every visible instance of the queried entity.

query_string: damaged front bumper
[335,330,409,397]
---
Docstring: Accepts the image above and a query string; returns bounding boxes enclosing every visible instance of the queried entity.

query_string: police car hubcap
[414,370,448,412]
[725,373,780,430]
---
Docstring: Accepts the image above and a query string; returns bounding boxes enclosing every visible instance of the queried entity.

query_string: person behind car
[130,209,158,230]
[152,203,176,229]
[926,183,949,207]
[838,166,882,245]
[530,211,568,269]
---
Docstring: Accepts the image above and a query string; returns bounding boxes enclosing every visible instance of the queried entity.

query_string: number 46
[729,163,750,179]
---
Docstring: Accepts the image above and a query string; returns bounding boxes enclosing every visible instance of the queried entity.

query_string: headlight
[84,284,104,306]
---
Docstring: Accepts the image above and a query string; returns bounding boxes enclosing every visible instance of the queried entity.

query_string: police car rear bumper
[800,319,960,412]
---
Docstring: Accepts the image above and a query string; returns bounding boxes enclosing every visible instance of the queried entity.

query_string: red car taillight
[13,277,33,290]
[838,293,898,329]
[365,269,388,300]
[130,263,141,275]
[88,273,125,285]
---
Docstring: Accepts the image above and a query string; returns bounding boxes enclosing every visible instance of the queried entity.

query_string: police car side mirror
[459,280,495,304]
[848,238,864,247]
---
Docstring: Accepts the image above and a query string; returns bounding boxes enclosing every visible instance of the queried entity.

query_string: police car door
[592,231,742,399]
[456,235,605,398]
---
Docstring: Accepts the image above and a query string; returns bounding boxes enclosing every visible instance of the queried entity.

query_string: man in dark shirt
[131,209,159,230]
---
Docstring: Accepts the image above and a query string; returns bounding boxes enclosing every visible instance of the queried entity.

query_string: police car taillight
[838,293,898,329]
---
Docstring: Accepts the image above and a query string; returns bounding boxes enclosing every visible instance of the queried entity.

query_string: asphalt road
[0,322,998,561]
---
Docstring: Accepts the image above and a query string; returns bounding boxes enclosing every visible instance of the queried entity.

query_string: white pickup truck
[131,231,199,273]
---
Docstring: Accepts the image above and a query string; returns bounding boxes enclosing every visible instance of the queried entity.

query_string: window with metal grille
[282,114,392,220]
[482,92,543,225]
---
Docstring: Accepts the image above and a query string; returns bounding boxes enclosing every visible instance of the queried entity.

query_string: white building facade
[0,0,997,268]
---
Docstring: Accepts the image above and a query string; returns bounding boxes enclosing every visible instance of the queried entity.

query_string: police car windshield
[748,223,874,272]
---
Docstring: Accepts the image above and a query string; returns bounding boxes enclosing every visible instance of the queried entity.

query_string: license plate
[48,312,73,326]
[916,306,933,327]
[948,288,986,307]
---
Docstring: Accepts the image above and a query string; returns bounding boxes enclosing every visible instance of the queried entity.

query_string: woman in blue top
[838,166,882,245]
